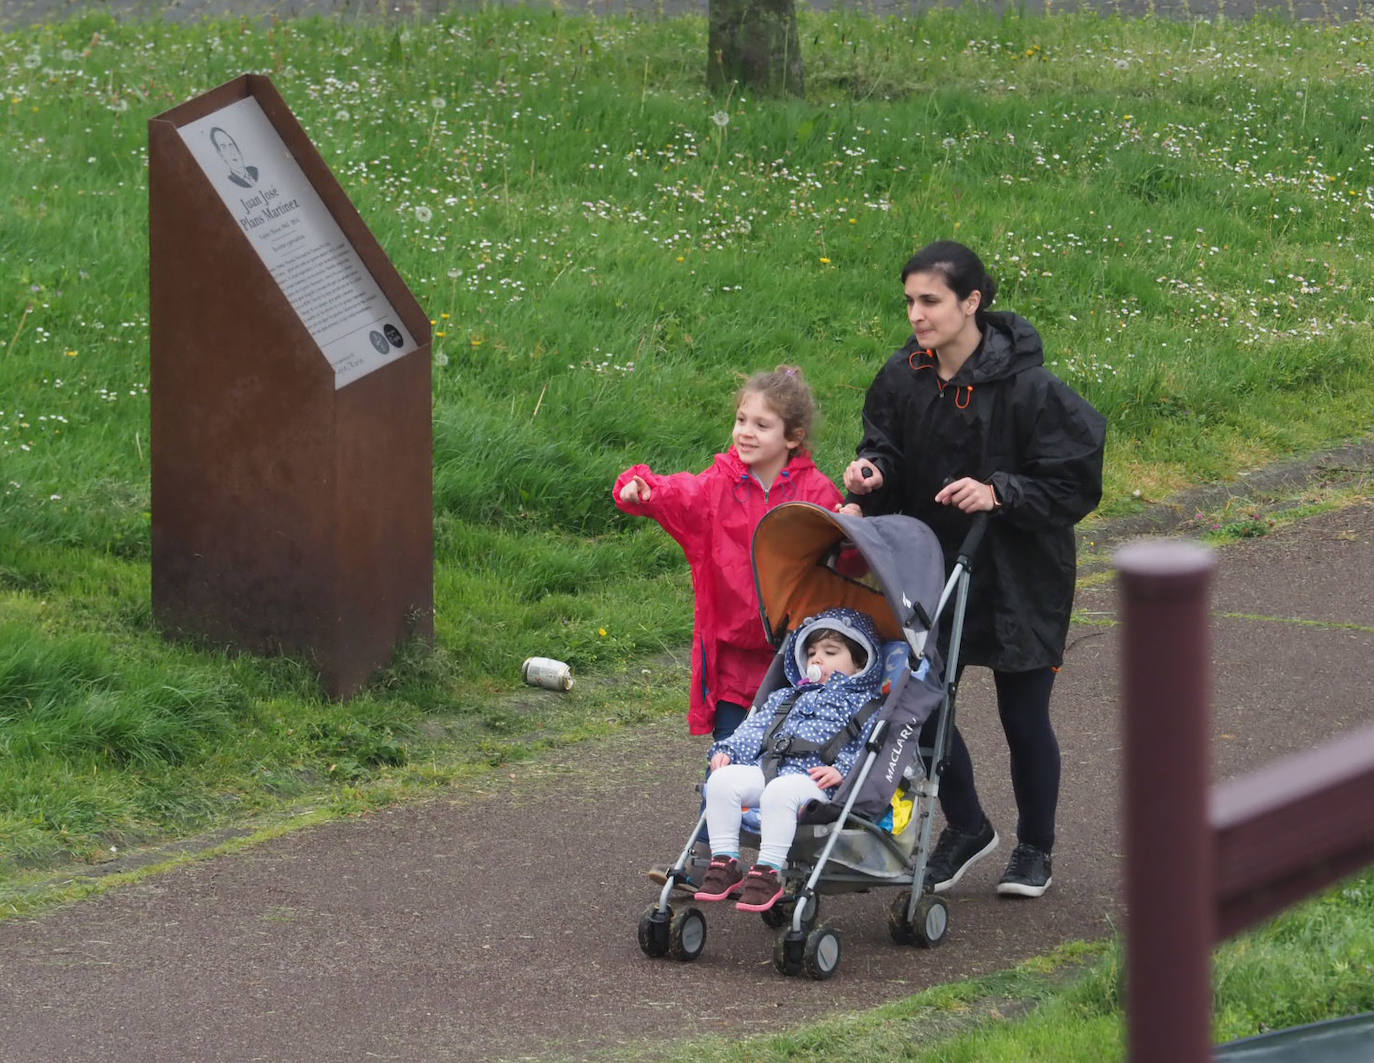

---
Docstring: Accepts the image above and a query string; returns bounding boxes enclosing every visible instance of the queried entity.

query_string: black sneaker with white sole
[997,843,1053,898]
[923,819,999,893]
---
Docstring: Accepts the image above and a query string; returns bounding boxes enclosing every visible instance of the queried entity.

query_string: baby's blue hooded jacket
[709,607,885,793]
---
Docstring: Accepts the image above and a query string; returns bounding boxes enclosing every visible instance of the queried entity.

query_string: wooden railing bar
[1211,723,1374,938]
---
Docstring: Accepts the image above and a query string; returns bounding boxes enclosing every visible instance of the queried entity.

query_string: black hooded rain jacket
[852,310,1107,672]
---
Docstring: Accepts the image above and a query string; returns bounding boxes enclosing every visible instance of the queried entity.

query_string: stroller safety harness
[758,692,885,782]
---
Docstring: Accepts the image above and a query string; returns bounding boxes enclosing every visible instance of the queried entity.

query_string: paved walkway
[0,468,1371,1059]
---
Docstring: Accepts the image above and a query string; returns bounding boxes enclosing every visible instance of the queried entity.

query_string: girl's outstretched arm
[612,464,708,548]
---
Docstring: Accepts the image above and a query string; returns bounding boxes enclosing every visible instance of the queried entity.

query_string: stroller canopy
[752,502,947,652]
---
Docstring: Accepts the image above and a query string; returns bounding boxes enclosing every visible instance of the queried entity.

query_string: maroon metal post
[1116,540,1218,1063]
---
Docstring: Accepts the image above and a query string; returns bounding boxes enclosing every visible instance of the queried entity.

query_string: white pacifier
[806,663,823,684]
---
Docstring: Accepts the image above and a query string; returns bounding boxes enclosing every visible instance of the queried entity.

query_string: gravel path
[1,495,1371,1060]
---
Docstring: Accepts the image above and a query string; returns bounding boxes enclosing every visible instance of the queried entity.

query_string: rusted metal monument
[1116,540,1374,1061]
[148,75,433,698]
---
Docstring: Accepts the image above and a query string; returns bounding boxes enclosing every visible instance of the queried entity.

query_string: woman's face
[904,270,980,352]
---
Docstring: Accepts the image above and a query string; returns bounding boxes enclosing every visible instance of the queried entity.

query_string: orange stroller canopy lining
[751,503,905,645]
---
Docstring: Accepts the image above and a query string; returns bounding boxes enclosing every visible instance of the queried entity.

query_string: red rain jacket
[614,448,843,735]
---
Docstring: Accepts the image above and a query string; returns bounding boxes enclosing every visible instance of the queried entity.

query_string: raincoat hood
[956,311,1044,385]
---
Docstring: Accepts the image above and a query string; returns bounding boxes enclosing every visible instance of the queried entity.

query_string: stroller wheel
[667,906,708,962]
[912,894,949,948]
[802,925,842,980]
[887,890,949,948]
[887,890,918,945]
[638,904,671,958]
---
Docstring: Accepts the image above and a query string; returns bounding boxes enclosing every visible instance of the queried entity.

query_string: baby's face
[804,635,858,684]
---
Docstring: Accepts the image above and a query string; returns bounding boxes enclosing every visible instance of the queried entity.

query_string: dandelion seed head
[415,205,433,223]
[711,110,729,128]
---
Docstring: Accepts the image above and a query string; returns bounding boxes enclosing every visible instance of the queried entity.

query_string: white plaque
[178,97,418,389]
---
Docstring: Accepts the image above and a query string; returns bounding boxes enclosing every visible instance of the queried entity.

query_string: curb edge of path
[1078,436,1374,559]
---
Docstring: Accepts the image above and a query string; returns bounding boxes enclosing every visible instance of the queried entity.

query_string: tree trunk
[707,0,804,97]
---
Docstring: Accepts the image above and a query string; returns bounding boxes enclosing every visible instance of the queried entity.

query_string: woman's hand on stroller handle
[843,458,883,494]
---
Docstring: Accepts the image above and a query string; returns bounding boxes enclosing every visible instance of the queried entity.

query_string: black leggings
[919,666,1060,852]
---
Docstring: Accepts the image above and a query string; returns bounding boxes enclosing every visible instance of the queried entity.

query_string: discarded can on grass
[522,656,574,691]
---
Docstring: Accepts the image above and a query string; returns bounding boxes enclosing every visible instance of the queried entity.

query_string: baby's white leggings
[704,764,826,869]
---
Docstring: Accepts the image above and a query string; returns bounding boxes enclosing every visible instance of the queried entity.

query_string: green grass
[2,4,1374,1056]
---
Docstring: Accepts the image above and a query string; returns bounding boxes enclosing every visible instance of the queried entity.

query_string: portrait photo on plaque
[177,96,419,389]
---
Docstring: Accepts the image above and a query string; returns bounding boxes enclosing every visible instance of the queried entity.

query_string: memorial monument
[148,74,433,698]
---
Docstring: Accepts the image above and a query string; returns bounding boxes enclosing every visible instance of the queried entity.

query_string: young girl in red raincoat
[614,365,843,743]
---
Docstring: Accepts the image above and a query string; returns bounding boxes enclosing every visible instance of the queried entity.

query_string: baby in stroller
[695,607,885,913]
[639,501,982,978]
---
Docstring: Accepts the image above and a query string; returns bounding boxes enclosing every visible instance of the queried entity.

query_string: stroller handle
[955,512,991,569]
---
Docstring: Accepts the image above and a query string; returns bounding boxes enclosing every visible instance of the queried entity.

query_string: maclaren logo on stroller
[885,719,918,787]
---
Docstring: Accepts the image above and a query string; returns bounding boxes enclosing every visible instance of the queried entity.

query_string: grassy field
[2,4,1373,1056]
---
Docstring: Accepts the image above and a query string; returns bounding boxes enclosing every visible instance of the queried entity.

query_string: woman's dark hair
[900,241,997,325]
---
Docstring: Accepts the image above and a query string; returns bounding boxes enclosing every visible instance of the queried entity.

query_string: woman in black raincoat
[842,240,1106,899]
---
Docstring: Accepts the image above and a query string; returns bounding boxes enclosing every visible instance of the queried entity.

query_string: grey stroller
[636,501,987,979]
